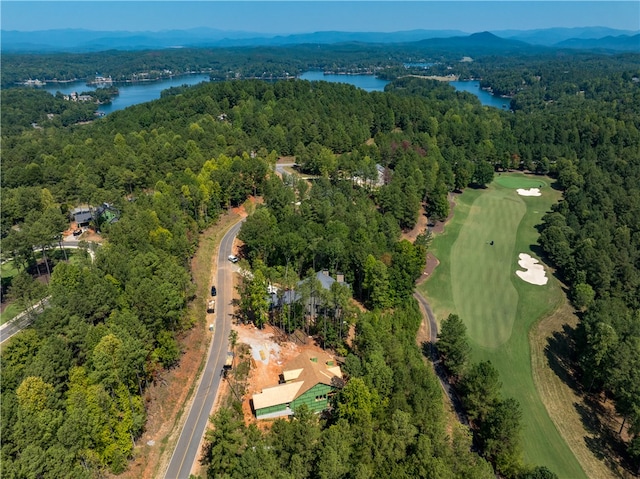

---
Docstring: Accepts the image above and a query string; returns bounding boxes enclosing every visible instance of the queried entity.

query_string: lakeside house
[64,92,94,102]
[252,349,343,419]
[23,79,46,86]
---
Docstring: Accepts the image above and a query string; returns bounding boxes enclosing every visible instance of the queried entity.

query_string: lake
[298,71,390,93]
[299,71,511,109]
[449,80,511,110]
[41,71,509,114]
[43,74,211,113]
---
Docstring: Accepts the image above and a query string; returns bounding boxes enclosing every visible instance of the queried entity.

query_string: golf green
[420,174,587,479]
[494,173,548,189]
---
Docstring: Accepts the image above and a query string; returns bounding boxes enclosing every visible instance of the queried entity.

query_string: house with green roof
[252,349,342,420]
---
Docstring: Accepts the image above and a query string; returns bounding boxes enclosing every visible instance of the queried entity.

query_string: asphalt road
[414,291,468,426]
[163,218,244,479]
[275,162,295,176]
[0,298,49,344]
[1,242,96,345]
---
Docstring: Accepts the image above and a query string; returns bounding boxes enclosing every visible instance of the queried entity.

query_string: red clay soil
[114,323,210,479]
[111,207,254,479]
[234,323,336,429]
[401,206,429,243]
[415,193,457,286]
[112,232,218,479]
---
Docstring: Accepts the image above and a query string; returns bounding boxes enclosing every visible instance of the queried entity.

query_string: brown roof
[281,349,342,399]
[252,349,342,410]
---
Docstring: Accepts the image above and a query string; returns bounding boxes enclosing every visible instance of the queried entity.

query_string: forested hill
[2,26,637,52]
[1,50,640,477]
[0,75,510,478]
[0,39,546,88]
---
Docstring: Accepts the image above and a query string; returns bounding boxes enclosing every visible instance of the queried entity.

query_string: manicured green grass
[1,261,19,279]
[451,187,525,348]
[0,303,21,326]
[1,252,80,326]
[494,173,548,189]
[419,175,587,479]
[1,261,20,326]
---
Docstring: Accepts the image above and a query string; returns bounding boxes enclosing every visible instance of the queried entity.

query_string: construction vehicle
[224,351,234,370]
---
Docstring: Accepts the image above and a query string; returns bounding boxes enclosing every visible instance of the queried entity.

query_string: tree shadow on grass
[545,323,581,392]
[546,323,636,477]
[421,340,437,362]
[575,398,632,477]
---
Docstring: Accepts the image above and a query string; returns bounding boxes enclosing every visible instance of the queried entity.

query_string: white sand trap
[516,253,548,285]
[517,188,541,197]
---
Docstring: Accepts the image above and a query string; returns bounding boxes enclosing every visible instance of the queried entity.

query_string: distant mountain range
[2,26,638,53]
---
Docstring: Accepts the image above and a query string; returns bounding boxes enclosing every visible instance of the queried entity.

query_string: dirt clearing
[232,323,331,427]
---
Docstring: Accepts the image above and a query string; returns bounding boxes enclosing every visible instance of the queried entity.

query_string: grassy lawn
[1,251,81,326]
[1,261,19,278]
[0,303,21,326]
[531,300,619,479]
[419,172,587,479]
[1,260,20,326]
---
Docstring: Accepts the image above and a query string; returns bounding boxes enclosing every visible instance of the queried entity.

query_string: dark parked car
[211,285,217,296]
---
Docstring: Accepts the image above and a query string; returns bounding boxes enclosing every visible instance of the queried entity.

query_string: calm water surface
[299,71,510,109]
[43,74,211,113]
[298,71,390,93]
[41,72,509,114]
[449,80,511,110]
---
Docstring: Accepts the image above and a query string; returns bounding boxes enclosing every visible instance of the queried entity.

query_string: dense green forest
[2,47,640,478]
[202,302,498,479]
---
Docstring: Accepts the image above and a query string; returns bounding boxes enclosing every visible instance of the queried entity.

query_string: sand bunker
[517,188,541,197]
[516,253,548,285]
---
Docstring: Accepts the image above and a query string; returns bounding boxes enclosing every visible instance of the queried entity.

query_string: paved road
[414,291,469,426]
[163,218,244,479]
[275,162,295,176]
[0,298,50,344]
[1,243,97,345]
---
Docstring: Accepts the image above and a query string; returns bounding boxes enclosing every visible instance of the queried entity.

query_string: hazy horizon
[2,1,639,34]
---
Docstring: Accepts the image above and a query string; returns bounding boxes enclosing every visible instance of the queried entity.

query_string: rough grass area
[531,299,622,479]
[494,173,549,189]
[419,174,587,479]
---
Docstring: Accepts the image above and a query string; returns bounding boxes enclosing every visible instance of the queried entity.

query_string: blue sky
[2,1,639,33]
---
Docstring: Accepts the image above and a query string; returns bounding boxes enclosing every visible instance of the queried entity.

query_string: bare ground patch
[401,206,429,243]
[415,194,457,286]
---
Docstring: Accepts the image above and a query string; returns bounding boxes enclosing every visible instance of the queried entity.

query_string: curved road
[275,162,295,177]
[163,218,244,479]
[414,291,469,426]
[0,242,97,345]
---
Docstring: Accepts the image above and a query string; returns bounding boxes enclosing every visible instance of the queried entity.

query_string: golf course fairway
[419,173,586,479]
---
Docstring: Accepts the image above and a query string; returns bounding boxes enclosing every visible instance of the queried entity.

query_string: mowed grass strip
[495,173,549,189]
[420,175,587,479]
[451,188,524,348]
